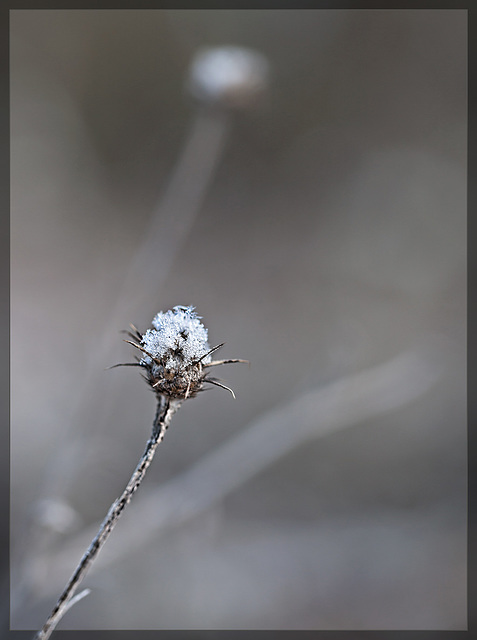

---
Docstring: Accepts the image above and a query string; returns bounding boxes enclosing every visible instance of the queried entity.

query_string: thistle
[118,305,246,400]
[34,306,245,640]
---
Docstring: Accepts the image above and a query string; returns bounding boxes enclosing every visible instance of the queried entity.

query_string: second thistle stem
[34,395,181,640]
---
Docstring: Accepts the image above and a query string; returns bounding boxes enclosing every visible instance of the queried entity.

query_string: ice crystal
[141,305,211,372]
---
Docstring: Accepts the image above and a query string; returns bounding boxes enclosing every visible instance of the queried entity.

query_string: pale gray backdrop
[10,9,466,631]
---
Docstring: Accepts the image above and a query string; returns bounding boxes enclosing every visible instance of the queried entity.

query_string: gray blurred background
[10,9,466,631]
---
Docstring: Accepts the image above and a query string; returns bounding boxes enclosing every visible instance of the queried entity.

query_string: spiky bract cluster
[121,305,244,400]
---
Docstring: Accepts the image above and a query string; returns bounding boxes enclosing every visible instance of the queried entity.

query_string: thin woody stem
[33,395,181,640]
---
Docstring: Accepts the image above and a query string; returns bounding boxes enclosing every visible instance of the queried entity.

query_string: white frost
[141,306,211,368]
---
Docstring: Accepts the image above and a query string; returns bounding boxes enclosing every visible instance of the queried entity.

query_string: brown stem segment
[34,395,181,640]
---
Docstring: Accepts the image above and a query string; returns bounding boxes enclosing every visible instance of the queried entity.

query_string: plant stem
[33,395,181,640]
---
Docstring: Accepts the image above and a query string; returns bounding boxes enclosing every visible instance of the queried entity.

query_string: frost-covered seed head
[120,305,244,400]
[139,306,212,399]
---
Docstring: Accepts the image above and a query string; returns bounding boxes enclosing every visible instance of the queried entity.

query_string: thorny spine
[33,396,180,640]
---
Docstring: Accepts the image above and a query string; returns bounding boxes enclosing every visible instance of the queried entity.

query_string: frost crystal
[141,306,211,371]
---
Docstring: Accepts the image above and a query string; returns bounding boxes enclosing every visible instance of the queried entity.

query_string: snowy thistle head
[118,305,246,400]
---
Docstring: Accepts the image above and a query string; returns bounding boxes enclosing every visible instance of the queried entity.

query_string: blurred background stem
[21,340,445,605]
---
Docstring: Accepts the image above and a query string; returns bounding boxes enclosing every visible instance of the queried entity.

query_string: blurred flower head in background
[187,45,270,109]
